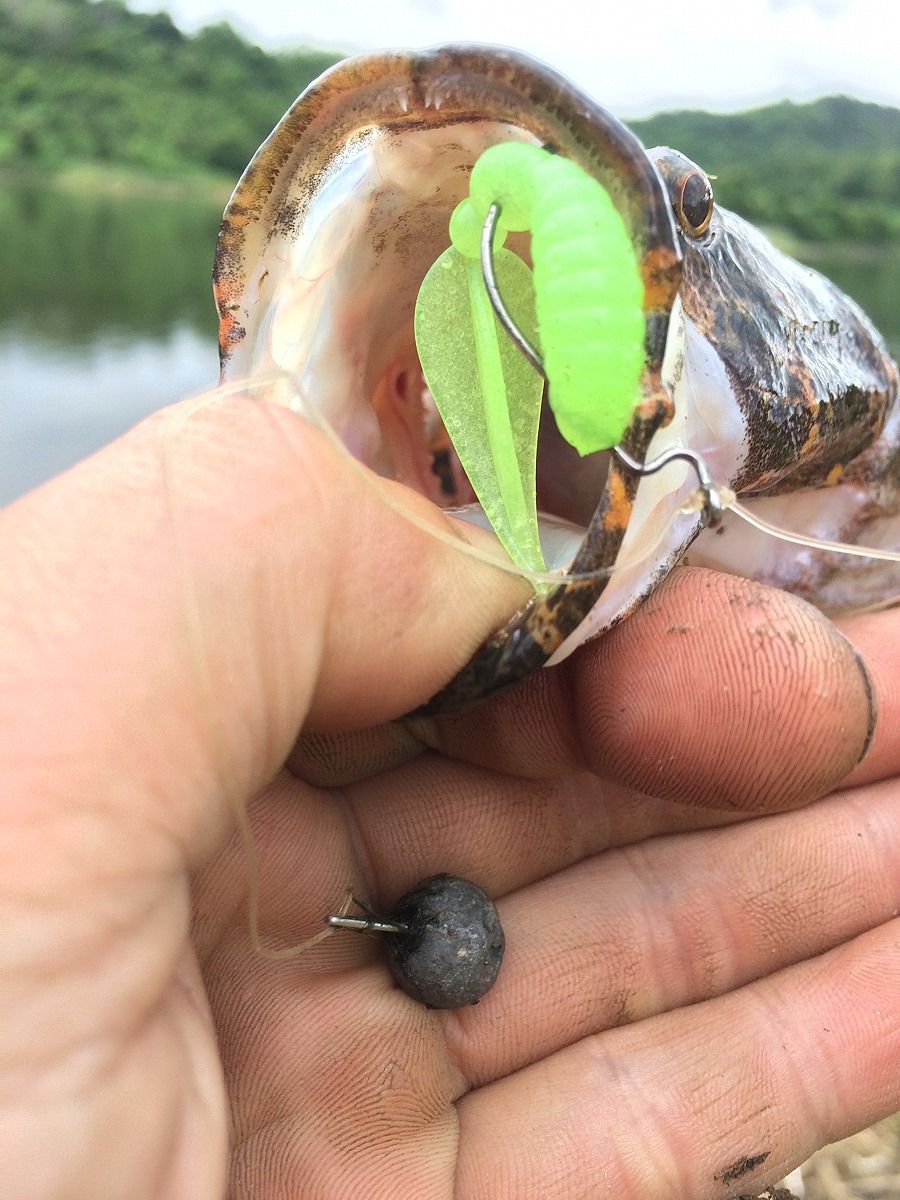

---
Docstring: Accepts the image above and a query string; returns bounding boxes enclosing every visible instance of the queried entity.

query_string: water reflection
[1,181,898,506]
[0,182,222,503]
[0,183,223,342]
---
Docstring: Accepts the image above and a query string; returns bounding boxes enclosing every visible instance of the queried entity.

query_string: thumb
[0,393,527,863]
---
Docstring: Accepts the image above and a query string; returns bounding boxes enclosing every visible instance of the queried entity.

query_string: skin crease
[1,396,900,1200]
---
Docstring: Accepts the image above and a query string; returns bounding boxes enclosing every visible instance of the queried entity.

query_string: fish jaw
[547,295,749,662]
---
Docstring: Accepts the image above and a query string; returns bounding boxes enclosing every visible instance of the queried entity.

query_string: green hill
[2,0,899,244]
[629,98,900,243]
[0,0,340,177]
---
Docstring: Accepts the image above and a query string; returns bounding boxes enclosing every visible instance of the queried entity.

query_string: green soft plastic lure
[414,141,645,573]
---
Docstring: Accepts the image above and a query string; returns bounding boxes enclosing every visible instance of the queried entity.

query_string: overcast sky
[129,0,899,117]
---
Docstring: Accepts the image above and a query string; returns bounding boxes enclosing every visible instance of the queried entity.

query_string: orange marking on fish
[640,243,682,312]
[602,468,631,531]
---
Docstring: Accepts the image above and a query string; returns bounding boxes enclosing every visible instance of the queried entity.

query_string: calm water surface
[0,183,221,505]
[2,182,899,506]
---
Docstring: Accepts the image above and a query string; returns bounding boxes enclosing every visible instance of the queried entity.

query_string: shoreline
[0,163,233,206]
[2,164,900,262]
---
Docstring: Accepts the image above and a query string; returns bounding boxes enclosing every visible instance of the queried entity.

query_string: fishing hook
[480,202,724,528]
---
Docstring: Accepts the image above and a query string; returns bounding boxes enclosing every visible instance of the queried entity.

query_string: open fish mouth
[214,45,899,714]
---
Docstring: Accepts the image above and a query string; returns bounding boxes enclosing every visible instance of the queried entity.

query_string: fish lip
[215,42,682,376]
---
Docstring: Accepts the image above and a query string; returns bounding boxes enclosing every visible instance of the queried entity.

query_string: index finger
[408,567,875,814]
[0,394,528,862]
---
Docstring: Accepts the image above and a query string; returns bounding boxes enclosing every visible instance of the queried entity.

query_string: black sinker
[386,874,505,1008]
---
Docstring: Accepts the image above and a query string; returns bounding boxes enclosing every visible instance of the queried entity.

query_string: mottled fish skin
[652,148,899,615]
[651,148,898,497]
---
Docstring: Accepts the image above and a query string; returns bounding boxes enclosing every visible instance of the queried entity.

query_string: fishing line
[152,370,693,963]
[157,379,355,961]
[673,481,900,609]
[228,371,682,586]
[725,495,900,564]
[182,376,900,583]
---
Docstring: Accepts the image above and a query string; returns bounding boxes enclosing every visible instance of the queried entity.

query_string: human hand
[2,395,898,1200]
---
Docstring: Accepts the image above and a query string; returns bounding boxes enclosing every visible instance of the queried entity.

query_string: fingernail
[849,642,877,765]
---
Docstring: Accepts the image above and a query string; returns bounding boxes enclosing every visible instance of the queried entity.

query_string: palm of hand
[5,407,899,1200]
[188,575,900,1200]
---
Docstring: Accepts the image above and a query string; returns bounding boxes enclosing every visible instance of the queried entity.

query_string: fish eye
[676,170,714,236]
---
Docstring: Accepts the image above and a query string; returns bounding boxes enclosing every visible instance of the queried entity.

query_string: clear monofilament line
[728,499,900,563]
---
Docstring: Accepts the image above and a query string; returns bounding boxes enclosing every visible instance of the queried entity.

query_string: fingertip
[572,567,873,813]
[155,393,531,733]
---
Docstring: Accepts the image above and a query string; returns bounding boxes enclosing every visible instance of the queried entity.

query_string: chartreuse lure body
[414,141,645,573]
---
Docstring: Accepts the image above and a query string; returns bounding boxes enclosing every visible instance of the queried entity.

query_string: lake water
[2,182,899,506]
[0,183,222,505]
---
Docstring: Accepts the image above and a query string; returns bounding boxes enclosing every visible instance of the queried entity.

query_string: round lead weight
[384,874,505,1009]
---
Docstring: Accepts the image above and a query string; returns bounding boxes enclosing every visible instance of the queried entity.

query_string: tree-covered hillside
[0,0,340,176]
[629,97,900,243]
